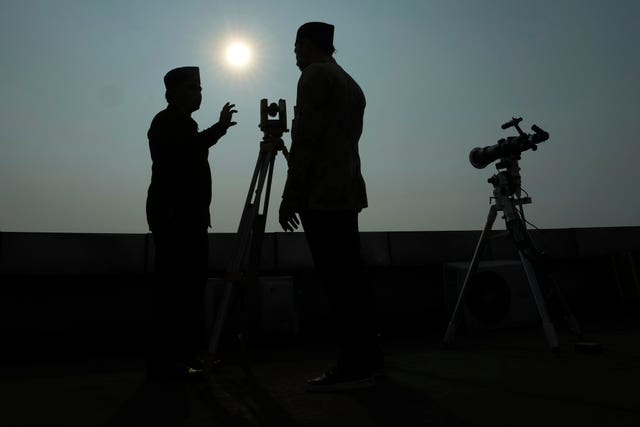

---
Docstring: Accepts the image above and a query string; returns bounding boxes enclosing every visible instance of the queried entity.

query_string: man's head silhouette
[164,66,202,113]
[294,22,335,71]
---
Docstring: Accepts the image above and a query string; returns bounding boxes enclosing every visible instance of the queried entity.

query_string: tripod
[443,156,581,353]
[207,100,289,362]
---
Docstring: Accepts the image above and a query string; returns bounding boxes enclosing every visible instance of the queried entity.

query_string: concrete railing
[2,227,639,276]
[0,227,637,359]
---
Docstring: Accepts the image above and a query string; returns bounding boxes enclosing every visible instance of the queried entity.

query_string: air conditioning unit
[444,260,539,330]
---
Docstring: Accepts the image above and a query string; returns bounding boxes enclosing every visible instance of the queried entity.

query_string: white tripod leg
[519,252,560,352]
[443,205,498,346]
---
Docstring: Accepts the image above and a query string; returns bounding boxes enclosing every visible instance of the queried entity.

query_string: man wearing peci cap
[279,22,383,392]
[146,66,236,379]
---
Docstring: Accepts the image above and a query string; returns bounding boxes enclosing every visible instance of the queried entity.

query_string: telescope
[469,117,549,169]
[445,118,592,354]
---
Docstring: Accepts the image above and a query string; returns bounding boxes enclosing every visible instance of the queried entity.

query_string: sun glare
[225,41,252,69]
[211,31,264,80]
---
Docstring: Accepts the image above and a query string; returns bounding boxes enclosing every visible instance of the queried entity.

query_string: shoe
[305,365,376,392]
[146,360,205,381]
[175,358,206,378]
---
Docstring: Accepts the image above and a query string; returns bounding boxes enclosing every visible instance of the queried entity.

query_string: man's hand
[279,199,300,232]
[218,102,237,130]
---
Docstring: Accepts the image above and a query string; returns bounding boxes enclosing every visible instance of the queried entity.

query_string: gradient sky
[1,0,639,233]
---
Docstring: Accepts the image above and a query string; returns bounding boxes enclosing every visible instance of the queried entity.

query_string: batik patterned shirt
[283,58,368,211]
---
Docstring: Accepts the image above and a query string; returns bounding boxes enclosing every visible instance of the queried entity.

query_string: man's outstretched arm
[197,102,238,147]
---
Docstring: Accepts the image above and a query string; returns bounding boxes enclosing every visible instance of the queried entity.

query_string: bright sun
[225,41,252,69]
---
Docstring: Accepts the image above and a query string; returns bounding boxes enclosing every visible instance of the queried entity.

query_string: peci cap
[163,66,200,90]
[295,22,335,52]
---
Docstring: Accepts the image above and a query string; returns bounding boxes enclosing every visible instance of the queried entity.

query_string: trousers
[300,210,382,368]
[149,228,208,366]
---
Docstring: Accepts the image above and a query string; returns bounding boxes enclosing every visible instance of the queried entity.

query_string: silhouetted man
[279,22,383,391]
[146,66,236,378]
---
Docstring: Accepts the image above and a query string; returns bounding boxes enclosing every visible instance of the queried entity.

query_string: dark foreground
[1,319,639,427]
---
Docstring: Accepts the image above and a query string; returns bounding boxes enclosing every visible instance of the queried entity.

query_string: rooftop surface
[2,318,639,427]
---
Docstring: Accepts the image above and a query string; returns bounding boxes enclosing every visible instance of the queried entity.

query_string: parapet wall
[0,227,638,358]
[2,227,639,275]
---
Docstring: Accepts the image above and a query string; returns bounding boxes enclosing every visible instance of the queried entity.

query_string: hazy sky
[1,0,639,233]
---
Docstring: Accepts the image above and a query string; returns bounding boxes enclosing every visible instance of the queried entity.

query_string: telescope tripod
[206,134,289,363]
[443,158,582,353]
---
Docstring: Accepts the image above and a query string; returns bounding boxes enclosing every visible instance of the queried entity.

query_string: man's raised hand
[219,102,238,130]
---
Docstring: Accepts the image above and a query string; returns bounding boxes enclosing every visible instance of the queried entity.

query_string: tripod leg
[443,205,498,346]
[261,153,276,219]
[235,151,266,240]
[235,150,271,263]
[519,252,560,352]
[207,149,277,359]
[208,278,235,356]
[555,288,583,340]
[535,262,584,339]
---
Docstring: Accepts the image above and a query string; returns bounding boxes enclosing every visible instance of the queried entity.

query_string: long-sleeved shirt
[283,57,368,211]
[146,104,227,231]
